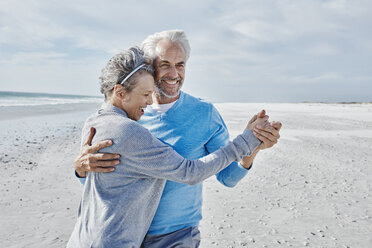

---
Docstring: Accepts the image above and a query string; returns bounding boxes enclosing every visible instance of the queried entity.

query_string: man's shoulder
[182,92,214,112]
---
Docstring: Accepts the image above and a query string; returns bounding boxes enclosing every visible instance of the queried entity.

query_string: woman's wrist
[75,168,87,178]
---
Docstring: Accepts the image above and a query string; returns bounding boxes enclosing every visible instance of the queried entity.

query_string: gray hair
[100,46,154,99]
[141,29,191,61]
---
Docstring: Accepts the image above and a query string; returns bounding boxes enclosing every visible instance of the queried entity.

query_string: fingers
[78,153,119,173]
[83,157,119,170]
[86,155,120,167]
[84,127,96,146]
[270,121,282,131]
[248,114,258,124]
[254,129,277,143]
[255,123,280,139]
[253,129,274,148]
[247,114,269,131]
[83,162,116,172]
[256,115,269,123]
[93,153,120,161]
[254,125,279,143]
[88,140,114,153]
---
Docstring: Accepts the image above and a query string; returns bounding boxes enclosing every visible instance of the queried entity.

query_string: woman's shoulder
[85,111,148,139]
[105,114,148,136]
[102,117,156,153]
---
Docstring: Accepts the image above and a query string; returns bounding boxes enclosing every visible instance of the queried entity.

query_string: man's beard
[154,77,183,98]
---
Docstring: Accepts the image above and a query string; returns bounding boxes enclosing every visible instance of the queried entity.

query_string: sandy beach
[0,102,371,247]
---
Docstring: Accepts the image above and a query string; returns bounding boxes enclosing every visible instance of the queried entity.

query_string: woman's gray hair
[100,46,154,99]
[141,29,191,61]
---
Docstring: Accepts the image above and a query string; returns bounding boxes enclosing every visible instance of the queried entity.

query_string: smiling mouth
[161,77,181,86]
[164,80,178,85]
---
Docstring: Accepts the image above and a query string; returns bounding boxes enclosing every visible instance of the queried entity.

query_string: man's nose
[167,66,178,78]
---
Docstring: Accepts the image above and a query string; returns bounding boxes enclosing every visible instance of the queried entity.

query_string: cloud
[0,0,371,102]
[306,44,339,56]
[1,52,67,65]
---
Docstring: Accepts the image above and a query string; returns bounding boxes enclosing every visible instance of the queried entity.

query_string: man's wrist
[239,162,253,170]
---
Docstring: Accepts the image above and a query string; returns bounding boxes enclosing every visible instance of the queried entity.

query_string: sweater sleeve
[102,122,260,186]
[205,105,254,187]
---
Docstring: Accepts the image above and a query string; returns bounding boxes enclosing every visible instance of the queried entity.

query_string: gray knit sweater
[67,104,260,248]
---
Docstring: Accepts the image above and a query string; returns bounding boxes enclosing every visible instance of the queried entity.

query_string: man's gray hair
[141,29,191,61]
[100,46,154,99]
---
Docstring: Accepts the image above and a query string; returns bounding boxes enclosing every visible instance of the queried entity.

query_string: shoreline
[0,102,102,121]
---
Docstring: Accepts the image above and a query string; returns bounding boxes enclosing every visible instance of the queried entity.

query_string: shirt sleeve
[205,105,252,188]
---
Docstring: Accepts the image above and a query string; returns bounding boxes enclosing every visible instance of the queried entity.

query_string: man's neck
[152,93,180,105]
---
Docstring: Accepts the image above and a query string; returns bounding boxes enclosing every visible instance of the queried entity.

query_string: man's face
[153,40,186,99]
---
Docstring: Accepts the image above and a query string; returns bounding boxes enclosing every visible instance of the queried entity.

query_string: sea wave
[0,91,103,107]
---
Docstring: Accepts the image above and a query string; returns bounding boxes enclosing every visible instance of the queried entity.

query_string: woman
[67,47,264,247]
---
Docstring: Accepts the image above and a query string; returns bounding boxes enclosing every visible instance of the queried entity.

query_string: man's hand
[254,121,282,150]
[74,127,120,178]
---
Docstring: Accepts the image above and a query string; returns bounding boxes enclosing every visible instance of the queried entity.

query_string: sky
[0,0,371,102]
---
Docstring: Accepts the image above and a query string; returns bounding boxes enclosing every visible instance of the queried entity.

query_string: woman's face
[123,73,154,121]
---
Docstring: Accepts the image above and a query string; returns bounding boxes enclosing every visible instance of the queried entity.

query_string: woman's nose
[147,96,153,105]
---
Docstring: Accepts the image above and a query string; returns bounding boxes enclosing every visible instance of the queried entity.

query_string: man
[74,30,281,247]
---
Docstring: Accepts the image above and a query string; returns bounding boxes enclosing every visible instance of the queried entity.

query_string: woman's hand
[246,109,269,131]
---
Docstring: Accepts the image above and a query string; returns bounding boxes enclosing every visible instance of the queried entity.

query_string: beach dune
[0,102,371,247]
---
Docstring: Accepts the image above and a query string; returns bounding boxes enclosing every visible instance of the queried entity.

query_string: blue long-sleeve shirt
[139,91,252,235]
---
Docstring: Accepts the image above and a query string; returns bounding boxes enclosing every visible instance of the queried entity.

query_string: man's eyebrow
[159,59,170,64]
[158,60,185,65]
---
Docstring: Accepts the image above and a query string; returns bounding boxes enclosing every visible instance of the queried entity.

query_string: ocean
[0,91,103,107]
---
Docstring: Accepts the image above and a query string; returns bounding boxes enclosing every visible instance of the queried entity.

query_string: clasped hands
[247,109,281,150]
[240,109,282,169]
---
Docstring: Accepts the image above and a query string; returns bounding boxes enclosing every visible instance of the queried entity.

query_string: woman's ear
[113,84,128,101]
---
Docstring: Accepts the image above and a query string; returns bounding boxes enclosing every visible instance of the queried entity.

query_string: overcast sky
[1,0,371,102]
